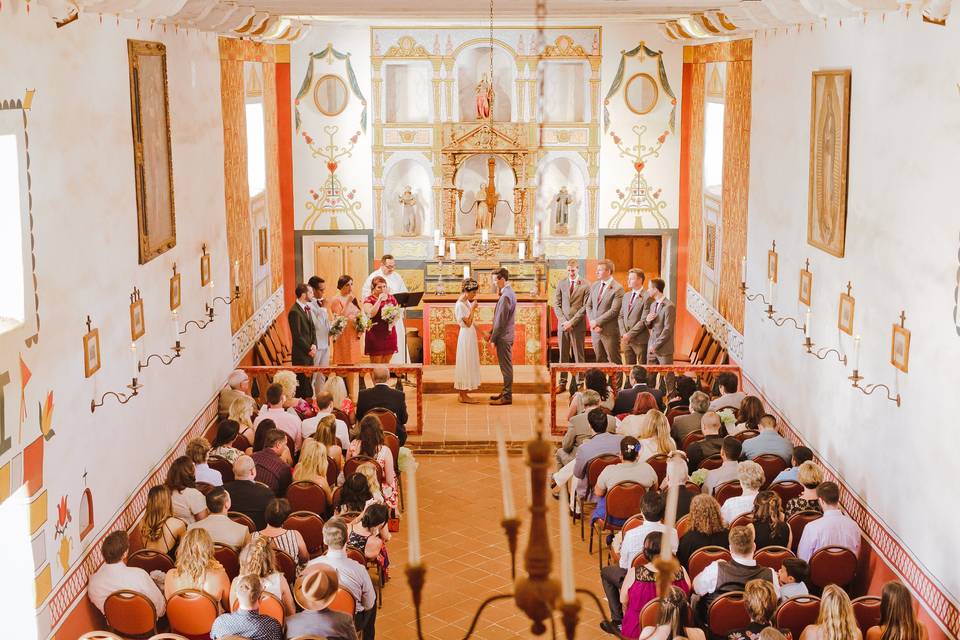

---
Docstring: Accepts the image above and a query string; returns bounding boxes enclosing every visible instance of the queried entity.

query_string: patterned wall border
[686,283,744,361]
[744,373,960,640]
[45,394,219,636]
[231,286,284,364]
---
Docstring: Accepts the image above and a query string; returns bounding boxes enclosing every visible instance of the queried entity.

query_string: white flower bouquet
[329,316,348,341]
[690,469,708,486]
[380,303,402,328]
[717,408,737,429]
[354,312,373,333]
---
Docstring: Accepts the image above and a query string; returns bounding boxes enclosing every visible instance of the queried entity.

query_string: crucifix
[804,258,810,272]
[899,310,907,327]
[846,281,853,296]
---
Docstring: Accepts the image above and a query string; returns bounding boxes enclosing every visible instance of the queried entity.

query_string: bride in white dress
[454,279,481,403]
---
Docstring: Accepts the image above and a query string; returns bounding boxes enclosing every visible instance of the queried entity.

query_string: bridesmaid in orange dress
[330,275,363,399]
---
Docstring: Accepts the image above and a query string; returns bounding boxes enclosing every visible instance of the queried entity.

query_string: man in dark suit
[223,456,275,530]
[611,365,665,415]
[288,283,317,399]
[356,364,408,445]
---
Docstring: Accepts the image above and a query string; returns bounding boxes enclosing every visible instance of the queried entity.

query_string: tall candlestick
[518,242,526,261]
[463,265,470,279]
[433,229,441,247]
[481,229,489,244]
[660,454,685,561]
[804,309,811,338]
[853,335,861,370]
[406,462,421,565]
[495,426,515,519]
[740,256,747,283]
[558,484,575,602]
[449,242,457,261]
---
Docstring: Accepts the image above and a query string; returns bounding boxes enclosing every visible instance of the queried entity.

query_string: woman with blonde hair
[293,439,333,500]
[750,491,791,549]
[139,485,186,556]
[163,528,230,611]
[311,414,344,470]
[230,537,296,615]
[677,494,729,567]
[800,584,863,640]
[636,410,676,461]
[727,579,780,639]
[867,581,927,640]
[228,396,256,446]
[357,462,385,504]
[271,370,299,409]
[785,461,824,517]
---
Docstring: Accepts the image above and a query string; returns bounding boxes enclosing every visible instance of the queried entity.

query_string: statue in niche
[397,185,423,236]
[553,186,575,235]
[475,73,494,120]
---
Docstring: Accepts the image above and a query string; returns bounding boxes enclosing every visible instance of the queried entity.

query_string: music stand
[393,292,425,388]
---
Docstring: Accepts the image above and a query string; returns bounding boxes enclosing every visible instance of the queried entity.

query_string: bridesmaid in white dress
[454,279,481,404]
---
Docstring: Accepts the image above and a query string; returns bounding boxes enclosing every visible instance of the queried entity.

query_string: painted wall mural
[301,126,365,230]
[607,125,670,228]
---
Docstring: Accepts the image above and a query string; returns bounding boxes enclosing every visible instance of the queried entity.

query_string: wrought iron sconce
[180,304,216,334]
[211,259,241,309]
[91,342,144,413]
[803,336,847,364]
[138,341,184,371]
[848,370,901,406]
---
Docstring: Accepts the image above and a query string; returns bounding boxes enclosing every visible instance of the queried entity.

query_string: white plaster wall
[745,14,960,602]
[0,11,231,635]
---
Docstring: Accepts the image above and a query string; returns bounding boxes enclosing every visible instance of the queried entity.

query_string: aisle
[408,395,553,444]
[377,455,607,639]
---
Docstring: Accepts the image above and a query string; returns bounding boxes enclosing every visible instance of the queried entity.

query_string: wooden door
[345,244,369,288]
[603,235,662,283]
[314,244,344,285]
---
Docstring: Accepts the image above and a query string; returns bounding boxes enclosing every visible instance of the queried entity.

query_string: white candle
[233,259,240,285]
[767,278,774,302]
[519,242,526,261]
[740,256,747,283]
[438,238,445,257]
[406,462,421,565]
[481,229,489,244]
[804,309,811,338]
[495,426,515,519]
[130,342,138,378]
[172,311,180,341]
[463,265,470,279]
[449,242,457,261]
[433,229,441,247]
[558,484,575,602]
[853,335,861,370]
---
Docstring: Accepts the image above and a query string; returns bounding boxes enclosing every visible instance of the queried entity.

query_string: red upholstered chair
[195,481,215,496]
[787,510,822,552]
[275,548,298,584]
[621,514,645,536]
[578,454,620,541]
[852,595,882,637]
[707,591,751,638]
[753,454,789,487]
[809,546,858,590]
[284,510,326,557]
[208,456,234,482]
[366,408,398,435]
[731,512,753,528]
[754,545,796,572]
[343,455,386,484]
[714,480,743,504]
[675,514,692,539]
[593,481,647,568]
[77,633,123,640]
[699,455,723,471]
[647,454,669,484]
[685,481,701,494]
[333,407,353,429]
[682,431,705,451]
[232,434,251,451]
[127,549,174,574]
[687,546,731,580]
[227,511,258,533]
[775,595,822,640]
[326,456,340,488]
[214,544,241,581]
[166,589,219,637]
[231,592,285,624]
[734,429,760,442]
[666,407,690,426]
[127,519,146,553]
[639,598,663,629]
[329,587,357,616]
[331,486,343,512]
[286,481,330,518]
[346,547,367,565]
[147,633,192,639]
[769,480,803,503]
[103,590,158,637]
[383,430,403,508]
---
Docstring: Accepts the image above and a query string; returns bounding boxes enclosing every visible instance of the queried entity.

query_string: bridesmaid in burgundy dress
[361,276,398,364]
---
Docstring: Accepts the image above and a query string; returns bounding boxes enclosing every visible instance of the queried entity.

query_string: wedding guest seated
[224,455,276,530]
[636,410,677,460]
[771,446,814,485]
[293,439,334,500]
[347,503,391,570]
[348,415,398,510]
[729,396,765,436]
[211,573,283,640]
[798,584,862,640]
[687,412,724,472]
[209,419,244,464]
[164,528,231,612]
[567,368,615,421]
[338,473,375,515]
[251,498,309,565]
[303,389,350,451]
[286,563,359,640]
[784,461,824,517]
[166,456,208,525]
[88,531,166,616]
[742,414,793,462]
[568,409,624,509]
[618,532,692,638]
[139,485,186,555]
[660,451,698,519]
[312,414,345,471]
[188,487,251,550]
[672,391,710,448]
[612,366,664,415]
[778,558,810,601]
[629,585,706,640]
[666,374,698,413]
[692,526,779,619]
[356,463,386,505]
[355,365,408,445]
[797,481,861,561]
[617,393,659,438]
[591,437,658,526]
[702,437,743,496]
[749,491,791,549]
[726,579,780,640]
[556,390,615,468]
[720,461,765,525]
[309,518,378,639]
[231,537,296,615]
[254,383,303,452]
[866,581,927,640]
[219,369,253,418]
[229,396,257,447]
[677,495,729,568]
[251,429,293,496]
[710,372,747,411]
[251,419,293,466]
[187,437,223,486]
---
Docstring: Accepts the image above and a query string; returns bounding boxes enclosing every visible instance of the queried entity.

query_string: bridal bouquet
[354,312,374,333]
[717,408,737,430]
[329,316,348,341]
[381,303,402,328]
[689,469,708,486]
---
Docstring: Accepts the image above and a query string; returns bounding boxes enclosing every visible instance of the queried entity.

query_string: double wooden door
[313,243,368,291]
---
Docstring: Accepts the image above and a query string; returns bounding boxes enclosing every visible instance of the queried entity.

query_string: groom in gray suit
[586,258,625,365]
[488,268,516,406]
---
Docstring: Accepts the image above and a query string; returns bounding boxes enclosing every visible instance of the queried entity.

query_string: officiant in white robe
[361,254,408,363]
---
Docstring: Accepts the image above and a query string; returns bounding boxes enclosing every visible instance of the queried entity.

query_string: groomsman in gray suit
[618,268,653,366]
[645,277,677,393]
[553,259,590,394]
[488,268,516,406]
[586,259,624,365]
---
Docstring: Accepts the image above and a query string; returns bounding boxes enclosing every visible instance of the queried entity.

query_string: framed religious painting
[838,292,855,335]
[891,323,911,373]
[83,327,101,378]
[128,40,176,264]
[258,227,268,266]
[169,270,181,311]
[807,70,851,258]
[200,251,212,287]
[798,268,813,306]
[767,248,779,283]
[130,294,145,341]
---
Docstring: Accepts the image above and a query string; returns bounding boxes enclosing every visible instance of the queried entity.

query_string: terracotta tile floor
[375,455,611,639]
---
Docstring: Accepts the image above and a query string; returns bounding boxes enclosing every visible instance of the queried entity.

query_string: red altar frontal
[422,294,548,365]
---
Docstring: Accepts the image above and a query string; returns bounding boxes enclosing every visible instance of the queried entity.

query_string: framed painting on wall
[838,292,855,335]
[807,69,851,258]
[128,40,176,264]
[891,323,911,373]
[798,268,813,306]
[200,251,211,287]
[130,297,145,341]
[767,248,779,283]
[83,328,101,378]
[169,271,181,311]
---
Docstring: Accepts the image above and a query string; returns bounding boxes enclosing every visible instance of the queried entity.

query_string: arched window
[79,488,94,541]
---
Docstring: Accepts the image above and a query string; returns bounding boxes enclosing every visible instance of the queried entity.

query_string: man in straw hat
[287,563,359,640]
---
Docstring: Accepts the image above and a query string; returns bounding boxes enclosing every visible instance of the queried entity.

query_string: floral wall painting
[302,126,364,230]
[39,391,54,441]
[128,40,177,264]
[808,69,851,258]
[608,125,669,228]
[54,495,73,574]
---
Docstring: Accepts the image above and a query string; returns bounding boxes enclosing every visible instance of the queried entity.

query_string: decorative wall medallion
[625,73,658,115]
[384,35,431,58]
[313,74,349,116]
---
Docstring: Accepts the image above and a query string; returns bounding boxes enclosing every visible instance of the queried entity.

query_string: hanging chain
[533,0,548,437]
[489,0,495,89]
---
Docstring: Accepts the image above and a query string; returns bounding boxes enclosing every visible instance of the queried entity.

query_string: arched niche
[455,44,515,122]
[535,152,588,236]
[453,154,516,235]
[79,488,94,541]
[382,157,433,236]
[542,60,590,123]
[384,60,433,123]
